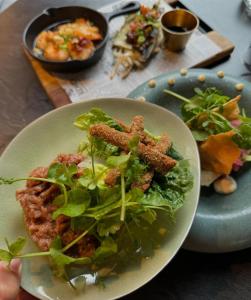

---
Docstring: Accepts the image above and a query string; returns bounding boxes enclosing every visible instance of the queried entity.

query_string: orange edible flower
[212,95,241,121]
[199,131,241,175]
[222,95,241,121]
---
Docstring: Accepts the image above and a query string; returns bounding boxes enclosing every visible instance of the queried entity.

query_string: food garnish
[148,79,157,88]
[136,96,146,102]
[180,68,188,76]
[111,4,161,78]
[217,70,225,78]
[197,74,206,82]
[167,78,176,86]
[0,108,193,287]
[235,83,244,92]
[164,87,251,194]
[34,18,102,62]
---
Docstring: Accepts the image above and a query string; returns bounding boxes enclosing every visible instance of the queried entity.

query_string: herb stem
[60,184,68,205]
[0,177,56,185]
[17,251,50,258]
[62,221,97,252]
[86,198,119,211]
[90,138,96,178]
[211,111,233,127]
[120,173,126,222]
[164,89,191,104]
[102,211,120,219]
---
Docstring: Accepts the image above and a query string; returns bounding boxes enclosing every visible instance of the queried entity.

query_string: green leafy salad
[164,87,251,192]
[0,108,193,287]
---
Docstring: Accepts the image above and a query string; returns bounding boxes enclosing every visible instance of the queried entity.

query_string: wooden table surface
[0,0,250,299]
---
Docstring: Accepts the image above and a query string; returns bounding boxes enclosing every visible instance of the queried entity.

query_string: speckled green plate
[128,68,251,253]
[0,98,200,300]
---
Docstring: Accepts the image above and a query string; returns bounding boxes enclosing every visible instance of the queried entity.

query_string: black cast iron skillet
[23,2,140,72]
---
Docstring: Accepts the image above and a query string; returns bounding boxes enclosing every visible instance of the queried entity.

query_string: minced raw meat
[16,153,97,257]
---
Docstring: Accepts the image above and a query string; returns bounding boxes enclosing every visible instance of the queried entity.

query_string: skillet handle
[104,1,141,22]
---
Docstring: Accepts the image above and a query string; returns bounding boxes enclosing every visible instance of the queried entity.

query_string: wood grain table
[0,0,250,299]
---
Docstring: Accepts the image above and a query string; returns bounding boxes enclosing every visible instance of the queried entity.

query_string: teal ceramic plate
[128,68,251,253]
[0,98,200,300]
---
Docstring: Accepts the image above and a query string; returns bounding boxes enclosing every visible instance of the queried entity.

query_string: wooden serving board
[25,1,235,108]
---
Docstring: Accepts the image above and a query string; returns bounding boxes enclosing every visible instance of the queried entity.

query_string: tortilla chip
[199,131,241,175]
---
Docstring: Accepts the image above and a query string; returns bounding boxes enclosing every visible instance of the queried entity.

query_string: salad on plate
[0,108,193,288]
[164,87,251,194]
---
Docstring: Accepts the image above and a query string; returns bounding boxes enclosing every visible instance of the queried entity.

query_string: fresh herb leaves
[164,88,232,132]
[143,160,193,214]
[233,122,251,149]
[164,88,251,150]
[74,108,122,131]
[52,188,91,219]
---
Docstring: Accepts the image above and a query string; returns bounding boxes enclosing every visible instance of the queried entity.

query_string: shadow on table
[123,247,251,300]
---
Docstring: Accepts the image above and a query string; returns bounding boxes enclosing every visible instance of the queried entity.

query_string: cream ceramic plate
[0,98,200,300]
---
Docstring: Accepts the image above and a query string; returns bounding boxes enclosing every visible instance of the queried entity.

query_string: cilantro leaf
[0,249,12,262]
[52,188,91,219]
[70,217,94,231]
[233,123,251,149]
[48,163,78,188]
[50,248,91,278]
[164,88,233,139]
[50,248,91,265]
[78,164,108,191]
[50,236,62,250]
[97,217,122,237]
[78,169,97,191]
[74,108,122,131]
[91,137,119,159]
[52,194,65,206]
[106,153,131,171]
[93,237,118,263]
[48,236,92,278]
[8,236,26,256]
[125,159,146,185]
[190,130,209,142]
[139,209,157,224]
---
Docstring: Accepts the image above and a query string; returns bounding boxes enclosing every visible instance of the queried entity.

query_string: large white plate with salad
[129,68,251,253]
[0,98,200,300]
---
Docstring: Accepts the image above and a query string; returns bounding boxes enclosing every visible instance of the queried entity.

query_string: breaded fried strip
[131,115,144,134]
[90,124,130,151]
[90,124,176,174]
[141,133,157,147]
[138,143,176,174]
[133,134,170,191]
[115,119,131,133]
[155,134,171,154]
[130,115,156,146]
